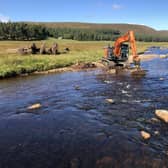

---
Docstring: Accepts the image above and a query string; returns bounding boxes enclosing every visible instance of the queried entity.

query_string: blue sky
[0,0,168,30]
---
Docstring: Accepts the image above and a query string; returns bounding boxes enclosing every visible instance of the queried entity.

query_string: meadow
[0,38,168,78]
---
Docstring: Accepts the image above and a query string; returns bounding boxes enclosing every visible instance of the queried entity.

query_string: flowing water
[144,46,168,55]
[0,56,168,167]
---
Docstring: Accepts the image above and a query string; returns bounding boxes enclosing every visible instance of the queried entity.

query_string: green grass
[0,38,168,78]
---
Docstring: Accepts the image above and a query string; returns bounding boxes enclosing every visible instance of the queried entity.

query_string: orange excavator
[103,30,141,68]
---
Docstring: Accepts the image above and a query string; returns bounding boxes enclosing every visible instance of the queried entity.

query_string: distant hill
[158,30,168,35]
[27,22,167,36]
[1,22,168,41]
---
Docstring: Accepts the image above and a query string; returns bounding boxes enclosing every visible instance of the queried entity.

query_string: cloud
[112,4,122,10]
[0,14,10,23]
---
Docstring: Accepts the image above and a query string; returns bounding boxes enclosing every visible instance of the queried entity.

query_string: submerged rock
[141,131,151,140]
[155,109,168,123]
[74,85,80,90]
[104,80,113,84]
[159,78,164,81]
[154,131,160,136]
[96,156,113,168]
[160,55,168,59]
[150,117,160,123]
[27,103,41,110]
[105,99,114,103]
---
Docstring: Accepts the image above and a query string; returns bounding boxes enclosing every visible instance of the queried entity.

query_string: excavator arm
[113,30,140,66]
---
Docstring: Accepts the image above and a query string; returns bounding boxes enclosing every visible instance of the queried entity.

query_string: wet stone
[150,117,160,123]
[154,131,160,136]
[155,109,168,123]
[27,103,41,110]
[141,131,151,140]
[136,118,146,123]
[159,78,164,80]
[74,85,80,90]
[96,156,113,168]
[105,99,114,104]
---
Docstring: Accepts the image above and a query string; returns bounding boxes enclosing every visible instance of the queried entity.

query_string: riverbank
[0,39,168,79]
[0,54,164,79]
[29,54,160,77]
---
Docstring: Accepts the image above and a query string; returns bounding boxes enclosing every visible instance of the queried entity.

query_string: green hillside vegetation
[1,22,168,42]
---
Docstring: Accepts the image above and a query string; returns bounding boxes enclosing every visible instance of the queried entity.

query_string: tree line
[47,27,121,41]
[0,22,48,40]
[1,22,168,42]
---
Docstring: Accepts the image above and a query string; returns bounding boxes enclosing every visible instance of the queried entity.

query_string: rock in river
[160,54,168,59]
[27,103,41,110]
[155,109,168,123]
[105,99,114,103]
[141,131,151,140]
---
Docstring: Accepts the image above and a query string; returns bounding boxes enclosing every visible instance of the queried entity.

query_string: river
[0,56,168,167]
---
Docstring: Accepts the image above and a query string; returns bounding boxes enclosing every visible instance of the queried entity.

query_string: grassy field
[0,38,168,78]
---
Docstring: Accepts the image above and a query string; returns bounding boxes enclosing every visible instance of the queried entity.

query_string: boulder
[150,117,160,123]
[160,55,168,59]
[159,78,164,80]
[27,103,41,110]
[141,131,151,140]
[154,131,159,136]
[105,99,114,103]
[155,109,168,123]
[74,85,80,90]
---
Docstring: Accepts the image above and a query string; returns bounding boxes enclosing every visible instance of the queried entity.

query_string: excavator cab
[120,44,129,61]
[114,43,129,62]
[103,43,129,67]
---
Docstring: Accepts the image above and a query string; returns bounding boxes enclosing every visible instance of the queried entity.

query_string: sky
[0,0,168,30]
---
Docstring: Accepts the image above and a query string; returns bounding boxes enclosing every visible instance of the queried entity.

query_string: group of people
[30,42,59,55]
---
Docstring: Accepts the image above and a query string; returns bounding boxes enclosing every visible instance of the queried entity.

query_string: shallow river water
[0,57,168,167]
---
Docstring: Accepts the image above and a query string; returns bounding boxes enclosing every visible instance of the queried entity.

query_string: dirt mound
[71,62,97,69]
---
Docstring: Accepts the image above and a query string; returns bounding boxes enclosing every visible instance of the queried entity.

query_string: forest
[0,22,48,40]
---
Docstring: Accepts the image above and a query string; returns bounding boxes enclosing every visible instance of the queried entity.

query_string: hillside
[1,22,168,41]
[158,30,168,35]
[28,22,165,35]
